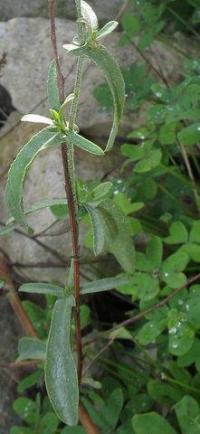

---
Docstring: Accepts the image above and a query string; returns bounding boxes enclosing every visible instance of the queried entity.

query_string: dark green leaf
[132,412,177,434]
[175,395,200,434]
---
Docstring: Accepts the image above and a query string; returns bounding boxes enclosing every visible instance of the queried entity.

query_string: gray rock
[0,0,123,22]
[0,17,195,282]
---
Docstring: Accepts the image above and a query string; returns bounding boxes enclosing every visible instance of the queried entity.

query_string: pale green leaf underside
[81,275,129,294]
[19,282,64,297]
[68,132,104,155]
[5,127,64,228]
[47,60,61,111]
[65,44,125,152]
[18,337,46,361]
[45,296,79,426]
[85,204,105,255]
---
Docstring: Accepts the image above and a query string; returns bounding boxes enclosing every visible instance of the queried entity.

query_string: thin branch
[111,272,200,331]
[49,0,82,388]
[0,256,37,337]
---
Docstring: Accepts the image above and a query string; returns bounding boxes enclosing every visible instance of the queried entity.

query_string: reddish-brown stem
[112,272,200,331]
[48,0,82,385]
[0,256,37,337]
[79,404,101,434]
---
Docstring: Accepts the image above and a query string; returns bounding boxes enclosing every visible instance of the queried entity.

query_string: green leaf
[85,204,106,255]
[178,123,200,146]
[178,338,200,372]
[121,12,140,38]
[5,127,64,228]
[61,428,86,434]
[17,370,43,393]
[175,395,200,434]
[137,308,168,345]
[13,398,37,425]
[132,412,177,434]
[134,150,162,173]
[67,132,104,155]
[190,221,200,243]
[18,337,46,361]
[19,282,63,297]
[39,412,59,434]
[91,182,113,202]
[183,243,200,262]
[102,388,124,431]
[131,272,159,301]
[148,379,182,406]
[168,309,194,356]
[10,427,33,434]
[80,305,90,329]
[45,296,79,426]
[47,60,61,111]
[146,236,163,269]
[96,21,118,40]
[165,221,188,244]
[81,275,129,294]
[81,0,98,31]
[64,44,125,152]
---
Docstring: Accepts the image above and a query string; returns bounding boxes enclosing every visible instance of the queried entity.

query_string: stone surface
[0,0,123,22]
[0,17,196,283]
[0,118,122,283]
[0,18,188,136]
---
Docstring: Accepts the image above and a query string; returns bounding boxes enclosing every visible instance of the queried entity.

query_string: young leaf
[67,132,104,155]
[47,60,61,111]
[81,275,129,294]
[96,21,118,40]
[21,114,53,125]
[19,282,63,297]
[81,0,98,32]
[132,412,178,434]
[45,296,79,426]
[5,127,64,228]
[100,200,135,273]
[85,204,106,255]
[178,123,200,146]
[63,44,125,152]
[91,182,113,202]
[18,337,46,361]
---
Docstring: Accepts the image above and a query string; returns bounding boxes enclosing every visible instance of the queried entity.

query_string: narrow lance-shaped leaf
[45,296,79,426]
[63,44,125,152]
[81,275,129,294]
[19,282,64,297]
[5,127,64,228]
[47,60,61,111]
[67,131,104,156]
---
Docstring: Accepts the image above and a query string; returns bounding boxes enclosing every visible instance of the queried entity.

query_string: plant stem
[177,138,200,214]
[49,0,82,383]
